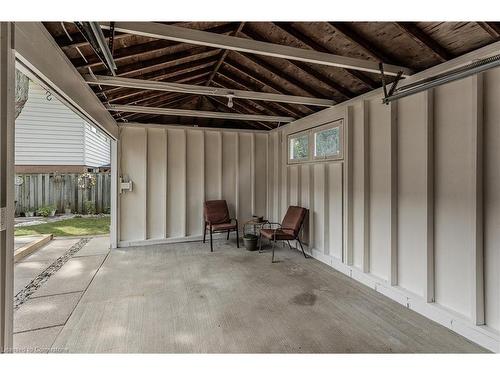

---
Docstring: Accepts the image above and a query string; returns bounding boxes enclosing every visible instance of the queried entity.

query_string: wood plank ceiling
[44,21,500,130]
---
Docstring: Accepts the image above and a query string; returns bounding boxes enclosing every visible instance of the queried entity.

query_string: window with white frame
[289,133,309,161]
[287,119,343,164]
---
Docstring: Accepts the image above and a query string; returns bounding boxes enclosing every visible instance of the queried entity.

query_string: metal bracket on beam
[380,63,404,105]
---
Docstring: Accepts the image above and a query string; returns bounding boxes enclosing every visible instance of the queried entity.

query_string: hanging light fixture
[226,93,235,108]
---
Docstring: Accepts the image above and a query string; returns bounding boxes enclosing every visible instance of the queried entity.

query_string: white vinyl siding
[15,81,110,167]
[84,123,111,167]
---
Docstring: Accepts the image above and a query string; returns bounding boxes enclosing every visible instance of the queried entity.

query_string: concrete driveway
[12,235,110,353]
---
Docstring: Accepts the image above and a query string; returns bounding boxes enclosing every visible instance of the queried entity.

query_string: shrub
[84,201,96,215]
[37,205,56,217]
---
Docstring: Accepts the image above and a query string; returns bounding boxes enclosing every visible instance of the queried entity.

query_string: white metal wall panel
[433,78,474,318]
[484,68,500,332]
[396,93,428,297]
[146,128,167,239]
[368,99,391,281]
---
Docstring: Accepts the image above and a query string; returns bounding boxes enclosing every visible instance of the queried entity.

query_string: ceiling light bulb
[227,94,234,108]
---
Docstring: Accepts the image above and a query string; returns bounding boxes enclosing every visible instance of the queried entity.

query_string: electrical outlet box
[120,181,133,193]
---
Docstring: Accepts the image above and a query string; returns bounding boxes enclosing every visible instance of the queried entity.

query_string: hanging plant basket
[77,172,96,190]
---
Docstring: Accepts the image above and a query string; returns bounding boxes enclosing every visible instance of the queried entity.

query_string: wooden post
[0,21,15,353]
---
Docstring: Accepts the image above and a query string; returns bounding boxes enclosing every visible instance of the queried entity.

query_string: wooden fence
[14,173,111,216]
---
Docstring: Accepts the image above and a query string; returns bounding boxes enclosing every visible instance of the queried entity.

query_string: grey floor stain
[291,292,317,306]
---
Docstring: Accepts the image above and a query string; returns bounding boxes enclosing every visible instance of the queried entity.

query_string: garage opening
[1,19,499,355]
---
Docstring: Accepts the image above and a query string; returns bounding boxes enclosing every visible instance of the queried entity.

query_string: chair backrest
[204,200,231,224]
[281,206,307,237]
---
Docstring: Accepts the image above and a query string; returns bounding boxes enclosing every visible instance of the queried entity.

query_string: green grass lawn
[15,216,110,237]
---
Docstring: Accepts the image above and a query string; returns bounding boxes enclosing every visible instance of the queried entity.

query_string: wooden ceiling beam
[213,73,301,118]
[232,51,329,100]
[115,47,218,78]
[394,22,452,62]
[100,61,217,101]
[275,22,378,90]
[241,27,352,100]
[106,104,295,123]
[328,22,399,64]
[222,58,314,115]
[85,73,335,107]
[206,96,271,130]
[73,23,238,72]
[123,95,196,122]
[476,22,500,39]
[102,22,411,76]
[115,78,208,106]
[210,81,281,117]
[205,22,246,86]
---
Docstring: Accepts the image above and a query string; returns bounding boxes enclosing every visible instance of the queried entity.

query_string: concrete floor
[48,239,486,353]
[13,236,110,353]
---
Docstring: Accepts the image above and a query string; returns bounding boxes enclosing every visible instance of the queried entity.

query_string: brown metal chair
[203,200,239,252]
[259,206,309,263]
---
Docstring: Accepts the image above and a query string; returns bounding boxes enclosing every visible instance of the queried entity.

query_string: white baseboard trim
[118,232,229,248]
[310,248,500,353]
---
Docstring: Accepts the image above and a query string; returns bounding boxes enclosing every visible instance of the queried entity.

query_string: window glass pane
[289,134,309,160]
[314,127,340,158]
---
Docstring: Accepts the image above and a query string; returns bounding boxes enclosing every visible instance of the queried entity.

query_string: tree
[15,69,29,119]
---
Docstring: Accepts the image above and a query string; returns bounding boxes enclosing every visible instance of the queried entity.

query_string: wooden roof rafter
[240,26,353,100]
[101,22,412,76]
[394,22,453,62]
[273,22,378,90]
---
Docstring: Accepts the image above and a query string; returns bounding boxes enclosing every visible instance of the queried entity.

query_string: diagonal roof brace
[84,74,335,107]
[106,104,296,123]
[100,22,412,77]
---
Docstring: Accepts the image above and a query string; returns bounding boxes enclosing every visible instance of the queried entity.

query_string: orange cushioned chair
[203,200,239,252]
[259,206,309,263]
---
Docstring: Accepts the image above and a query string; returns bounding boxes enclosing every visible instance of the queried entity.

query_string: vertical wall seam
[425,89,436,303]
[250,133,255,215]
[362,101,371,273]
[144,128,148,240]
[472,73,485,325]
[164,128,168,238]
[218,131,223,200]
[201,130,206,236]
[183,129,187,237]
[390,101,399,286]
[235,132,240,222]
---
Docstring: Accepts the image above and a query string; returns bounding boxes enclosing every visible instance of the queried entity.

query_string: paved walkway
[12,236,110,353]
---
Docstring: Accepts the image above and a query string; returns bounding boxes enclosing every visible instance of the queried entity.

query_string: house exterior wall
[84,122,111,167]
[15,81,85,166]
[15,81,110,169]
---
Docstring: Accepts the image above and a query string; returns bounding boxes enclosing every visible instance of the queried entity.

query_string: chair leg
[258,233,263,253]
[236,226,240,248]
[297,238,308,259]
[227,230,230,240]
[203,224,206,243]
[210,228,213,252]
[286,240,292,249]
[271,238,276,263]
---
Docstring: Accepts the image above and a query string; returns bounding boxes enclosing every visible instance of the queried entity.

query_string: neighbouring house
[15,80,111,173]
